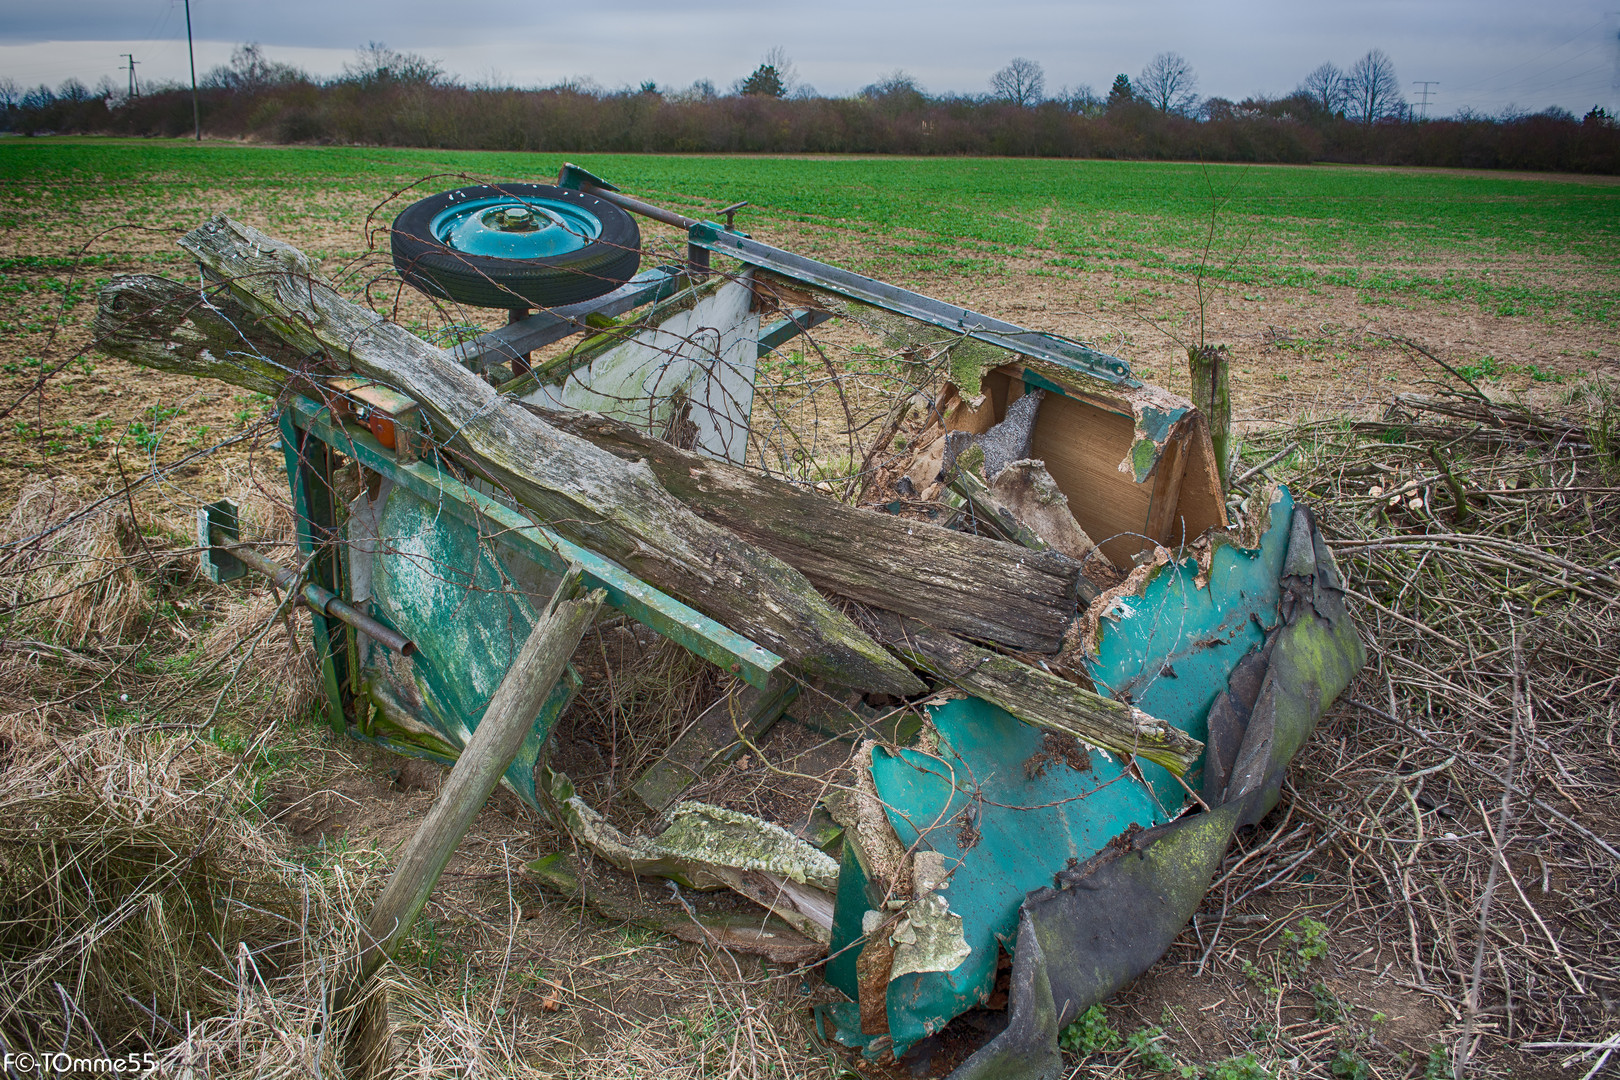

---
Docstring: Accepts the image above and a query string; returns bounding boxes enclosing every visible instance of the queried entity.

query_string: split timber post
[336,568,604,1066]
[1187,344,1232,493]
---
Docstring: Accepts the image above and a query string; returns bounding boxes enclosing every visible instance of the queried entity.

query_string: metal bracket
[555,162,618,193]
[198,499,244,583]
[757,309,835,357]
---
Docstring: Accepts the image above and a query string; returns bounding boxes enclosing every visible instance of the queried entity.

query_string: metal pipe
[577,184,701,231]
[211,529,415,655]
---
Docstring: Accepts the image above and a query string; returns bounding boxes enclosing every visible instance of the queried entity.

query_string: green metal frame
[280,408,352,732]
[281,397,783,736]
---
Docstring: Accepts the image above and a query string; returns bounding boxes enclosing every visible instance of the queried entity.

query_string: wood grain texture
[529,405,1082,653]
[99,219,921,694]
[858,608,1203,775]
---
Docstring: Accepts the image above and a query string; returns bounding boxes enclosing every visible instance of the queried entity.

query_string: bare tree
[0,78,19,111]
[203,43,306,91]
[1299,61,1347,115]
[343,41,446,88]
[1137,52,1199,115]
[862,70,927,112]
[990,58,1045,107]
[1054,84,1103,116]
[1345,49,1401,124]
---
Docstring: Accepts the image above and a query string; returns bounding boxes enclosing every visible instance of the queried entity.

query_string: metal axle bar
[212,528,416,656]
[554,161,1137,387]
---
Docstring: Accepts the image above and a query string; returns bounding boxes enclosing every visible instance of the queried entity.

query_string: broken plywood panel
[520,271,761,464]
[943,367,1226,566]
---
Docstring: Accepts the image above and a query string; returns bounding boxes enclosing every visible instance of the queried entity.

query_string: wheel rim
[429,196,604,259]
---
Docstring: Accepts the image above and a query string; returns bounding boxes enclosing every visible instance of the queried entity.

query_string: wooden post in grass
[337,567,603,1069]
[1188,344,1232,493]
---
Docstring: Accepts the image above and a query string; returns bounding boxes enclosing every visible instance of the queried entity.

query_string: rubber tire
[390,183,641,309]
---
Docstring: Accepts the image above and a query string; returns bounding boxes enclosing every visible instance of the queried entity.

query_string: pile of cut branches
[1217,377,1620,1072]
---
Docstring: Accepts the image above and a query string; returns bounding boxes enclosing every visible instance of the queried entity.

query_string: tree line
[4,43,1615,174]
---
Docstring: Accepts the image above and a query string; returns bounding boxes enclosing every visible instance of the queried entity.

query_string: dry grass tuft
[201,593,321,727]
[0,710,306,1052]
[0,479,150,646]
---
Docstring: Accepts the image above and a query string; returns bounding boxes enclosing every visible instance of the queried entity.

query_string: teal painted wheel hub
[430,197,604,259]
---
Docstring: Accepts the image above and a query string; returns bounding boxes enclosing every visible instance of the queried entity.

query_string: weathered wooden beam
[95,275,314,397]
[337,569,602,1050]
[857,609,1203,776]
[97,222,921,696]
[529,407,1083,653]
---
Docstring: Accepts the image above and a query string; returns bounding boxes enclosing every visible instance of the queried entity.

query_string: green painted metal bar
[756,308,835,358]
[453,266,689,370]
[286,396,784,689]
[279,408,351,732]
[686,221,1137,386]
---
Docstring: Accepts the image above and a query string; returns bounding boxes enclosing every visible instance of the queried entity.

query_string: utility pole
[184,0,200,140]
[121,53,140,98]
[1412,81,1438,120]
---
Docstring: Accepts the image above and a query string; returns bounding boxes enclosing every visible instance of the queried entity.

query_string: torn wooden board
[532,405,1083,653]
[941,366,1226,566]
[538,765,838,942]
[525,851,825,965]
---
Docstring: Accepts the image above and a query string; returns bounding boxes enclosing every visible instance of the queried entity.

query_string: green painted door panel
[368,481,576,809]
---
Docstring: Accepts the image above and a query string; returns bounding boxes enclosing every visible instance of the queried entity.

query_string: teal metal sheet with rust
[825,489,1303,1060]
[287,397,783,688]
[864,697,1167,1056]
[1084,488,1295,808]
[363,480,577,810]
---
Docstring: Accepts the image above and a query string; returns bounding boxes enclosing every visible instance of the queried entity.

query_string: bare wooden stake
[1187,344,1232,493]
[335,567,603,1056]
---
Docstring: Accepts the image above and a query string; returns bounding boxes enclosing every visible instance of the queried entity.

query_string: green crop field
[3,138,1617,326]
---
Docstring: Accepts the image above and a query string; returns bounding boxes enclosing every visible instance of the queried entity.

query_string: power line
[120,53,140,98]
[1460,16,1608,91]
[1412,80,1438,118]
[183,0,199,140]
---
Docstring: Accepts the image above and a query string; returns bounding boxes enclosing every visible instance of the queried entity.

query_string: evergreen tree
[1106,74,1134,109]
[741,64,785,98]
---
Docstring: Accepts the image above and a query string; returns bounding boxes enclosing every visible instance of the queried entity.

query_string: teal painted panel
[867,697,1165,1057]
[825,841,870,1001]
[1084,490,1295,806]
[288,397,783,688]
[370,483,573,809]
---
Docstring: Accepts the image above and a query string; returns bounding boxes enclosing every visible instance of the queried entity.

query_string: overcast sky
[1,0,1615,118]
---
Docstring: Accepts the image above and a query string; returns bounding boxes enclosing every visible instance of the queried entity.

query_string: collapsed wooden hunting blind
[96,165,1364,1078]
